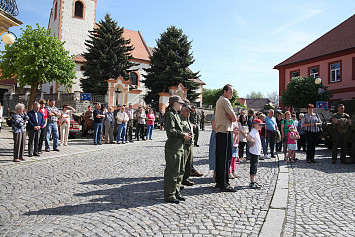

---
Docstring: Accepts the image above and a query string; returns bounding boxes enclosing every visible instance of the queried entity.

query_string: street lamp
[2,32,15,45]
[1,31,16,45]
[315,77,325,101]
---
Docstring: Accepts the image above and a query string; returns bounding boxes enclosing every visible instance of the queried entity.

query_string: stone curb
[259,153,289,237]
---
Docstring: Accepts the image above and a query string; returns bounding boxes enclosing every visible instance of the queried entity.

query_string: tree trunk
[27,83,39,112]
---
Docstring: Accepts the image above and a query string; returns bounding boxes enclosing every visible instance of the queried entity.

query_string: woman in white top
[60,105,75,146]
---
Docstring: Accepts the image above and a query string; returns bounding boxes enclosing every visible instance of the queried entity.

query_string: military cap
[169,95,184,104]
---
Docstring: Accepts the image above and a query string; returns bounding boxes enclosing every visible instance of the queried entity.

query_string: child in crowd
[229,122,239,179]
[259,114,268,160]
[246,119,264,189]
[286,125,300,163]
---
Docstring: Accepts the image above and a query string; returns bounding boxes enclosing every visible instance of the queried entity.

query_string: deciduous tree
[203,88,239,108]
[0,24,76,110]
[280,76,332,108]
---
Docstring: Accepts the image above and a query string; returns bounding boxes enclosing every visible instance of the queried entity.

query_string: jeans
[93,123,103,144]
[266,130,276,156]
[45,122,59,150]
[117,123,127,143]
[261,136,267,155]
[146,124,154,139]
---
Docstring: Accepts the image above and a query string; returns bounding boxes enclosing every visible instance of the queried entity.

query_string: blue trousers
[146,124,153,139]
[261,136,267,155]
[93,123,103,144]
[45,122,59,150]
[117,123,127,143]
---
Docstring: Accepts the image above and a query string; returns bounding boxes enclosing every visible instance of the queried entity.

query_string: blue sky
[7,0,355,97]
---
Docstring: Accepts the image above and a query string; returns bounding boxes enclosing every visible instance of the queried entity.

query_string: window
[74,1,83,18]
[330,62,341,82]
[54,2,57,20]
[309,67,319,78]
[80,65,85,71]
[129,72,138,86]
[291,70,299,78]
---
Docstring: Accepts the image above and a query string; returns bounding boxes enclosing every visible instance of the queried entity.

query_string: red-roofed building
[45,0,204,108]
[274,14,355,105]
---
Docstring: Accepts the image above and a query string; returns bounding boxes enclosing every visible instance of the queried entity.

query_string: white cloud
[271,1,331,35]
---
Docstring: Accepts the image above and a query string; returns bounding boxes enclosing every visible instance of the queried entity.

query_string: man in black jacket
[27,102,45,157]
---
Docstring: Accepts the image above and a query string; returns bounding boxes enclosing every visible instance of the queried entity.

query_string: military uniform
[332,112,350,163]
[180,114,194,183]
[189,110,200,146]
[164,108,186,202]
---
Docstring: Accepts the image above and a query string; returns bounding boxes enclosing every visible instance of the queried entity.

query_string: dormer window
[74,1,83,18]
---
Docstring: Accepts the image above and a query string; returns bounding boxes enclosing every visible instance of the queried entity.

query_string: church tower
[48,0,97,56]
[45,0,97,93]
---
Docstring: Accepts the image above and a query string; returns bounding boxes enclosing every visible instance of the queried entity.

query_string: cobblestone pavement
[0,126,353,236]
[283,147,355,237]
[0,127,279,236]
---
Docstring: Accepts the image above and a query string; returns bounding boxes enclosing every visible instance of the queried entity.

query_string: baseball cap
[288,125,295,129]
[252,119,265,125]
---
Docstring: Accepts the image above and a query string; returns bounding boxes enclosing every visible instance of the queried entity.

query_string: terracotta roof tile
[122,29,150,61]
[74,54,86,63]
[274,14,355,68]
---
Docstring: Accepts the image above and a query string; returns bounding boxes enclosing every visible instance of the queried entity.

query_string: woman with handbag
[302,104,322,163]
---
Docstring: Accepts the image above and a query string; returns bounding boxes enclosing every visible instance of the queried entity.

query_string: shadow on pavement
[24,176,217,216]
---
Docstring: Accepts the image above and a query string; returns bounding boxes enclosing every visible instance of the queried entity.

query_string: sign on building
[316,101,328,109]
[81,93,91,101]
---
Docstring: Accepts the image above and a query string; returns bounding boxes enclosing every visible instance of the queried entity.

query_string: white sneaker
[59,143,63,146]
[228,173,235,179]
[64,143,68,146]
[265,155,270,159]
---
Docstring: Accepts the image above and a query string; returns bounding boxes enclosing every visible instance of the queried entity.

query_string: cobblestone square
[0,127,354,236]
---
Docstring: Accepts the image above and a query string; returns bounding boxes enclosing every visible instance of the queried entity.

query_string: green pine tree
[81,13,136,95]
[143,26,200,107]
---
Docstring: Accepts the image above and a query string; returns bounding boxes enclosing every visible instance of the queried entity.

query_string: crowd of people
[5,89,354,205]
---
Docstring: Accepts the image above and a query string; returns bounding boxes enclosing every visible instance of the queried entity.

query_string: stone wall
[2,91,106,117]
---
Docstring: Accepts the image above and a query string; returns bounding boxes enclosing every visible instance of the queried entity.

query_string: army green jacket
[189,111,200,126]
[179,114,194,146]
[165,108,185,150]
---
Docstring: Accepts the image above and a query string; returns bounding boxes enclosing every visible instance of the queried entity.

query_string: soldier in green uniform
[190,106,200,147]
[332,104,352,164]
[164,96,193,204]
[179,103,195,186]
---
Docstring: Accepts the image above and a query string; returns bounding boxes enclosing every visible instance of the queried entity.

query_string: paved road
[0,127,354,236]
